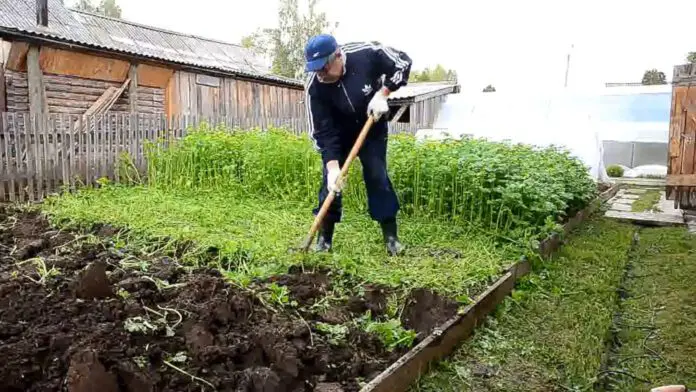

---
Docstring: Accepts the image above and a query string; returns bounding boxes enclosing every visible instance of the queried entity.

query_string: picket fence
[0,112,419,202]
[0,112,315,202]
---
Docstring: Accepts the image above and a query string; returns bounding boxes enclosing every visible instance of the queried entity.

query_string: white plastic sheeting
[418,85,672,181]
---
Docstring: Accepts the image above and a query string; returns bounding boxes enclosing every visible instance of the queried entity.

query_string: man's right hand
[326,160,343,193]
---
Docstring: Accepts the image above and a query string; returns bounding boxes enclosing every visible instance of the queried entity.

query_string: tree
[409,65,457,82]
[98,0,122,18]
[482,84,496,92]
[641,69,667,85]
[73,0,97,12]
[241,0,337,79]
[73,0,122,18]
[688,52,696,64]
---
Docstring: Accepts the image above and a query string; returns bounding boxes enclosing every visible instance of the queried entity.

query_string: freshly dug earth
[0,205,458,392]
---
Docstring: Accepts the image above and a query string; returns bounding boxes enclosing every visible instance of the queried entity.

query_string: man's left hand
[367,88,390,121]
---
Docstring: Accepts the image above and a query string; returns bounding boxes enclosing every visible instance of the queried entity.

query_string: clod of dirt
[75,262,113,299]
[116,362,154,392]
[15,238,49,260]
[66,349,119,392]
[270,270,330,305]
[348,286,388,317]
[185,323,214,356]
[93,223,119,238]
[255,324,301,378]
[319,307,350,324]
[402,288,458,335]
[238,367,282,392]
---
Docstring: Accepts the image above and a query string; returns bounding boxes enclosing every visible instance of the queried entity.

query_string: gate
[667,63,696,209]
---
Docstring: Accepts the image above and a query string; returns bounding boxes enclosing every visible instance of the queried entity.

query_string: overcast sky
[67,0,696,93]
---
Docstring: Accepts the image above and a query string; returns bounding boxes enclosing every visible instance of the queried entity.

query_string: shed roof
[388,81,461,104]
[0,0,304,87]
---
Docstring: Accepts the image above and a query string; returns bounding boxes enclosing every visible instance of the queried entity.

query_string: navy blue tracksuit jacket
[305,41,412,223]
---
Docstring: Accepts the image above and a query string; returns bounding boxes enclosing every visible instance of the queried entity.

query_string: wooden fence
[0,112,313,202]
[0,112,418,202]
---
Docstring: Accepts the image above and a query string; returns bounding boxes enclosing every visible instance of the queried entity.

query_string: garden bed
[0,205,464,392]
[1,126,607,391]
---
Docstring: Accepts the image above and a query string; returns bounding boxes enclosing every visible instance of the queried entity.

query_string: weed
[133,356,148,369]
[263,283,298,308]
[315,322,349,346]
[631,190,662,213]
[124,316,158,334]
[15,257,61,285]
[117,288,131,300]
[44,186,516,297]
[357,311,418,351]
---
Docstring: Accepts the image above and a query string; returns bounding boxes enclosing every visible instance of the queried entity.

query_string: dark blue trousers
[313,133,399,224]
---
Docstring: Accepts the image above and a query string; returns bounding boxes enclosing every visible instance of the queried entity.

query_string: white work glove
[327,165,343,193]
[367,89,390,121]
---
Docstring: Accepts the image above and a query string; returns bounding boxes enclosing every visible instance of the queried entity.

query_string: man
[303,34,412,256]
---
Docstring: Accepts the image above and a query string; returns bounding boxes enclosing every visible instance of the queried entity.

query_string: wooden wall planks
[5,70,165,115]
[166,71,305,121]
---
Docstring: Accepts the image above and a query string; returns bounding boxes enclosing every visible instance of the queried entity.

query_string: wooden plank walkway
[604,188,685,227]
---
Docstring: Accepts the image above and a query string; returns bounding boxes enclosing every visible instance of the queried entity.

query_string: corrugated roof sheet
[388,81,459,101]
[0,0,303,86]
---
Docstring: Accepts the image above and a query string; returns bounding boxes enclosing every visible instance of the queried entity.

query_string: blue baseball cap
[304,34,338,72]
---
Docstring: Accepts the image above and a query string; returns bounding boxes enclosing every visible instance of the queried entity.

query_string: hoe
[298,115,376,253]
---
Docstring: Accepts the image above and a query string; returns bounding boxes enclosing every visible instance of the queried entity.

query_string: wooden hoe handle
[300,115,376,252]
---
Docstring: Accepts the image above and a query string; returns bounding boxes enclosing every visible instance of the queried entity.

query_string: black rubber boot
[380,218,404,256]
[315,220,335,252]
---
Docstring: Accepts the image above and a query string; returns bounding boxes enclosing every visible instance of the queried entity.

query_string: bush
[144,123,597,239]
[606,165,624,178]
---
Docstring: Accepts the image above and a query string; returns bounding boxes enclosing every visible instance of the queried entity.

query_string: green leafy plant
[144,126,597,241]
[363,317,418,351]
[262,283,298,308]
[606,164,624,178]
[15,257,61,285]
[356,311,417,351]
[315,322,349,346]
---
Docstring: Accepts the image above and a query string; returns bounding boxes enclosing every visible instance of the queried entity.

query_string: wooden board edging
[360,183,619,392]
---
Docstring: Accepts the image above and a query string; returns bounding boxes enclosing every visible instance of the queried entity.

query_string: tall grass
[145,123,597,239]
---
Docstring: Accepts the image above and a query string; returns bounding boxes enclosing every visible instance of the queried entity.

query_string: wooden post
[129,64,138,113]
[27,46,46,116]
[27,46,46,201]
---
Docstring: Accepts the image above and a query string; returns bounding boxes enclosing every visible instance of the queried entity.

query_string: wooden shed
[666,63,696,209]
[387,81,461,133]
[0,0,306,126]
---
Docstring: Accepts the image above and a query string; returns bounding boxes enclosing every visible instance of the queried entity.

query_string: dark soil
[597,182,612,193]
[402,288,460,335]
[0,205,458,392]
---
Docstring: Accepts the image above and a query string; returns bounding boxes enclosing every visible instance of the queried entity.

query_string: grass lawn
[44,185,520,298]
[609,227,696,390]
[413,216,636,391]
